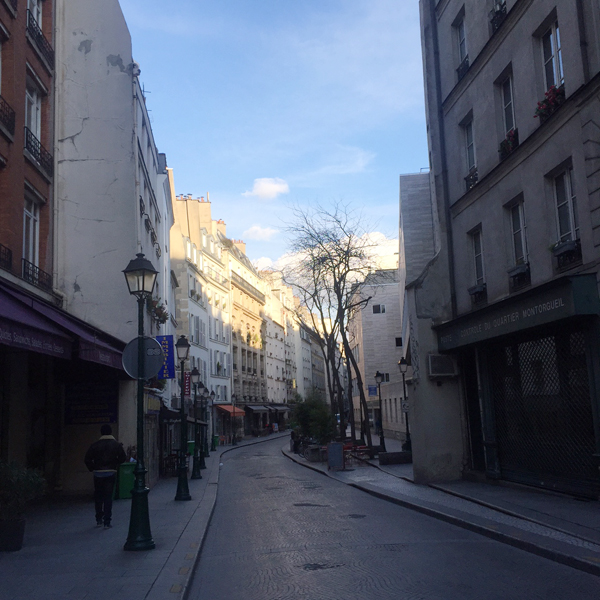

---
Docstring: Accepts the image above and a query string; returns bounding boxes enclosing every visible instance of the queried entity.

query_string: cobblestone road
[188,439,599,600]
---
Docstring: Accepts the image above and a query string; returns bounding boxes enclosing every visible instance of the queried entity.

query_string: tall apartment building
[419,0,600,497]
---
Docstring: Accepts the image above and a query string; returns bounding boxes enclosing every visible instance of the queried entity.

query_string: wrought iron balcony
[468,283,487,306]
[499,128,519,161]
[24,127,53,176]
[27,10,54,68]
[0,243,12,272]
[490,2,507,33]
[456,55,469,81]
[22,258,53,291]
[508,263,530,293]
[465,168,478,191]
[0,95,16,136]
[552,239,582,272]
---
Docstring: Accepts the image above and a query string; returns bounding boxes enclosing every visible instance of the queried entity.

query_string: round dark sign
[122,336,165,379]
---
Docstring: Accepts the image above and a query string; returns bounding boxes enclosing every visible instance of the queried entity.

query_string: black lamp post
[398,358,412,452]
[190,367,203,480]
[204,390,214,457]
[375,371,386,453]
[122,253,157,551]
[231,393,237,445]
[210,390,217,451]
[175,335,191,501]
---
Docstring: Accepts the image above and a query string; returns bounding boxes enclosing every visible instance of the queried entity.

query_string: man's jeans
[94,474,116,525]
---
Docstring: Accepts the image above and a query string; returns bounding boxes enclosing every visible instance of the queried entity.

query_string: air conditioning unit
[427,354,458,379]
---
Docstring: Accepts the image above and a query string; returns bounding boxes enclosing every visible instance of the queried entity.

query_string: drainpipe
[575,0,590,83]
[428,0,457,318]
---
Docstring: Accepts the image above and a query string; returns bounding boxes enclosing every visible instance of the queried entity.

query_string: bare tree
[282,202,381,447]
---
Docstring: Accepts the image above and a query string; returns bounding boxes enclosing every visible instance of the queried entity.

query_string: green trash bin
[187,441,195,456]
[213,435,220,448]
[117,462,136,499]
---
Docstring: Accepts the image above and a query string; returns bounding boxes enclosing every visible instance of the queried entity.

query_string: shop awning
[0,280,124,369]
[215,404,245,417]
[245,405,269,412]
[268,404,289,412]
[0,285,73,358]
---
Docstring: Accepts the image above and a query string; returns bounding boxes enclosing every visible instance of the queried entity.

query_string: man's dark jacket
[84,435,127,473]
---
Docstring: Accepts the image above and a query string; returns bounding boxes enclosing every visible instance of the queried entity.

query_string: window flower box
[535,85,565,123]
[507,263,530,292]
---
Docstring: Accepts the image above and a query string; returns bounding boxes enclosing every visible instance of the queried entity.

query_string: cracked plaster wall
[55,0,138,343]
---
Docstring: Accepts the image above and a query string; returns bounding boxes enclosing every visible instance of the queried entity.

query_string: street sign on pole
[122,336,164,379]
[401,401,409,413]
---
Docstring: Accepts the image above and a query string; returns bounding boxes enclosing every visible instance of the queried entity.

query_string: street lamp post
[122,253,157,551]
[175,336,191,501]
[210,389,217,451]
[231,393,237,445]
[190,367,202,480]
[375,371,386,453]
[205,391,214,457]
[398,358,412,452]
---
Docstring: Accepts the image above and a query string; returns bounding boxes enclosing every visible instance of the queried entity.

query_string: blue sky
[119,0,428,265]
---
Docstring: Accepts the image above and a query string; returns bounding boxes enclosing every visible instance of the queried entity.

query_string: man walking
[84,424,127,529]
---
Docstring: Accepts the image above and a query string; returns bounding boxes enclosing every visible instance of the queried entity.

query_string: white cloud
[242,225,278,241]
[242,178,290,200]
[253,257,274,270]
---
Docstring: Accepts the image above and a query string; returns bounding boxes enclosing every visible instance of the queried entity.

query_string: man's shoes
[103,523,112,529]
[96,520,102,527]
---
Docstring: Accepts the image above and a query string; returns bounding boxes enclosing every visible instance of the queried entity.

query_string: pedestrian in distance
[84,424,127,529]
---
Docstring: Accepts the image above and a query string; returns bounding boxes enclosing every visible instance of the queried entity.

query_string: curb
[281,447,600,578]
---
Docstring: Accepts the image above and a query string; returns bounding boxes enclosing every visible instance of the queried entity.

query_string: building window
[395,337,402,347]
[457,18,467,63]
[472,229,484,285]
[542,21,563,90]
[510,202,527,265]
[23,197,39,266]
[465,120,475,172]
[555,168,578,243]
[372,304,386,314]
[25,82,42,139]
[501,76,515,135]
[28,0,42,26]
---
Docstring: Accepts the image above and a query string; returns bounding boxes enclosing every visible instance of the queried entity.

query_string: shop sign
[0,319,71,358]
[156,334,175,379]
[64,381,118,425]
[368,385,377,397]
[437,276,600,351]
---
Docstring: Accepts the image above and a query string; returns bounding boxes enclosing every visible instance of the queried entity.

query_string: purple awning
[0,282,123,368]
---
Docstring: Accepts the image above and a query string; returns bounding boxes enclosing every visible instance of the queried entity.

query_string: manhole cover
[347,514,366,519]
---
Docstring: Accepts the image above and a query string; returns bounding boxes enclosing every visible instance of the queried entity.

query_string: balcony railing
[552,239,582,272]
[499,128,519,161]
[27,10,54,68]
[22,258,53,291]
[465,168,478,192]
[0,243,12,272]
[231,271,265,303]
[489,2,507,33]
[456,55,469,81]
[24,127,53,176]
[0,95,16,136]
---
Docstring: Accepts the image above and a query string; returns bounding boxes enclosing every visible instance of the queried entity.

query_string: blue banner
[156,335,175,379]
[368,385,378,397]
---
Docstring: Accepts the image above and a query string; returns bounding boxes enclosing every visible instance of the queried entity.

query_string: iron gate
[488,327,599,497]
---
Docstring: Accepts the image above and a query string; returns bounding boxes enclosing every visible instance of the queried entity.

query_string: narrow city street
[188,438,599,600]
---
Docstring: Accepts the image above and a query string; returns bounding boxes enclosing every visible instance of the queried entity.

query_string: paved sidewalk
[0,432,290,600]
[282,436,600,577]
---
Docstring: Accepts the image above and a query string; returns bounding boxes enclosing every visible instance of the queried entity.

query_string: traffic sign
[401,401,409,413]
[122,336,164,379]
